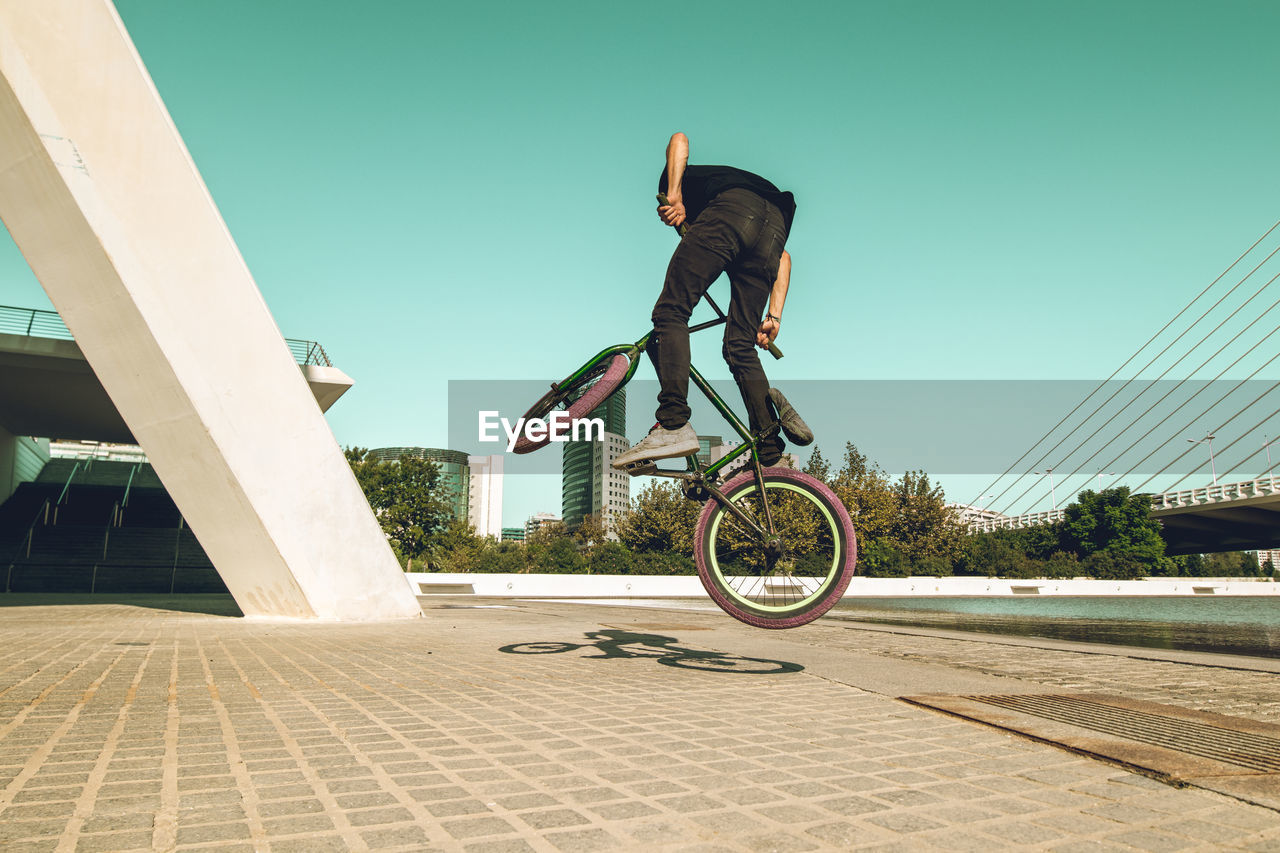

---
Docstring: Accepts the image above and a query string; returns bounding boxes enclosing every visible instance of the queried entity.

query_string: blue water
[828,596,1280,659]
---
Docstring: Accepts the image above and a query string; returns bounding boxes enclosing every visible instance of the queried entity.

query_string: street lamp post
[1033,468,1057,511]
[1265,434,1279,469]
[1187,433,1217,487]
[1096,471,1115,490]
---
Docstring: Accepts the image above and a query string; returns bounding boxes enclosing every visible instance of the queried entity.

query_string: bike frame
[563,294,784,543]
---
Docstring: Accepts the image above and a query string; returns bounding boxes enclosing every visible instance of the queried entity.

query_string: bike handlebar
[657,193,784,360]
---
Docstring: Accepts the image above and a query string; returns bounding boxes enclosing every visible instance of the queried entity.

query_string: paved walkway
[0,594,1278,852]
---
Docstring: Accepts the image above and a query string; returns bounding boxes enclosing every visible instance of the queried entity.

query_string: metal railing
[1,304,331,367]
[286,338,333,367]
[5,498,51,592]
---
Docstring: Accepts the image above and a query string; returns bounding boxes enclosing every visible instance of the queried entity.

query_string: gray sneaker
[612,423,700,470]
[768,388,813,446]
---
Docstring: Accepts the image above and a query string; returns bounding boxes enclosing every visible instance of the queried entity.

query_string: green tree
[530,536,587,573]
[1174,552,1207,577]
[589,541,635,574]
[860,539,910,577]
[1204,550,1261,577]
[617,480,700,556]
[572,512,609,549]
[956,529,1031,577]
[1059,487,1171,575]
[831,443,896,546]
[890,470,963,567]
[345,448,453,566]
[424,517,483,572]
[830,445,962,573]
[803,446,831,484]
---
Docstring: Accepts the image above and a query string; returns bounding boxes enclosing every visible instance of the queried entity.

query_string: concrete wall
[408,573,1280,598]
[0,426,49,504]
[0,3,419,620]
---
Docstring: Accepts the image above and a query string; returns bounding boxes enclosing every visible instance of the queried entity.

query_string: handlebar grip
[656,193,688,237]
[767,341,784,359]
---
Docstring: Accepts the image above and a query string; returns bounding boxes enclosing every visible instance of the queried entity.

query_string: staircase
[3,459,227,594]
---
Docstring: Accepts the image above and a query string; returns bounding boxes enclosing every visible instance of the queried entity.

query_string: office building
[467,454,503,539]
[562,390,629,539]
[525,511,562,540]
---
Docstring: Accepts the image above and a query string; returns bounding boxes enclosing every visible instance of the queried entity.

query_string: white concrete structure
[0,428,47,504]
[467,454,503,539]
[408,573,1280,599]
[0,3,419,620]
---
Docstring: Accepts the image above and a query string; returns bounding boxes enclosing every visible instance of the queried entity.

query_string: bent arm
[658,132,689,227]
[756,251,791,348]
[769,250,791,318]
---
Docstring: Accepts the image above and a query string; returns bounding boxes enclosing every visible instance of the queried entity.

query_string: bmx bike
[512,292,858,629]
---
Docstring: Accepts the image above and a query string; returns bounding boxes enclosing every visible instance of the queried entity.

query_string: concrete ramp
[0,2,420,620]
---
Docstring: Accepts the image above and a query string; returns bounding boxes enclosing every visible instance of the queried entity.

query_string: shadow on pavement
[0,593,244,617]
[500,628,804,674]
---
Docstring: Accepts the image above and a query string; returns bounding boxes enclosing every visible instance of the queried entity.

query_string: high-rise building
[369,447,470,522]
[467,455,503,539]
[562,389,629,539]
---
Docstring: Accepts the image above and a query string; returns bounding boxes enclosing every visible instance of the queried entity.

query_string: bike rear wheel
[695,468,857,629]
[511,352,632,454]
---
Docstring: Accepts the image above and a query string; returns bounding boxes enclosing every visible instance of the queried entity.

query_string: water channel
[828,596,1280,659]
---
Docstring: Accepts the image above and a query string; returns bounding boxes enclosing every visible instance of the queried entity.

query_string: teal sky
[3,1,1279,526]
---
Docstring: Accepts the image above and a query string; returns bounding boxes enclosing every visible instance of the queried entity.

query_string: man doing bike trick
[614,132,809,471]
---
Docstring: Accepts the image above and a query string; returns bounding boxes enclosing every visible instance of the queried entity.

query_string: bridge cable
[1145,399,1280,495]
[967,221,1280,510]
[1113,362,1280,492]
[991,232,1280,515]
[1008,269,1280,513]
[1068,316,1280,492]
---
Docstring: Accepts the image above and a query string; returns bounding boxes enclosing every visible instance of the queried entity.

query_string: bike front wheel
[695,468,857,629]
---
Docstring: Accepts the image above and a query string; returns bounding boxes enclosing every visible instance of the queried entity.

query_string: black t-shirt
[659,165,796,238]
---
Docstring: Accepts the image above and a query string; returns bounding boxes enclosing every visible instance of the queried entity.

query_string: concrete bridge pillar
[0,2,421,620]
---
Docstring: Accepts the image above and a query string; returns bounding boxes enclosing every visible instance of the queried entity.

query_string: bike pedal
[622,461,657,476]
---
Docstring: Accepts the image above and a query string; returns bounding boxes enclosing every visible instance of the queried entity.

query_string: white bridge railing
[971,475,1280,533]
[1150,476,1280,510]
[971,509,1065,533]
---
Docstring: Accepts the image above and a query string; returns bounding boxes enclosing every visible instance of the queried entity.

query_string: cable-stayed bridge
[968,221,1280,555]
[972,476,1280,555]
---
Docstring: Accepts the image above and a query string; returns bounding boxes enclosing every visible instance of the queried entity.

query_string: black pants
[648,188,787,463]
